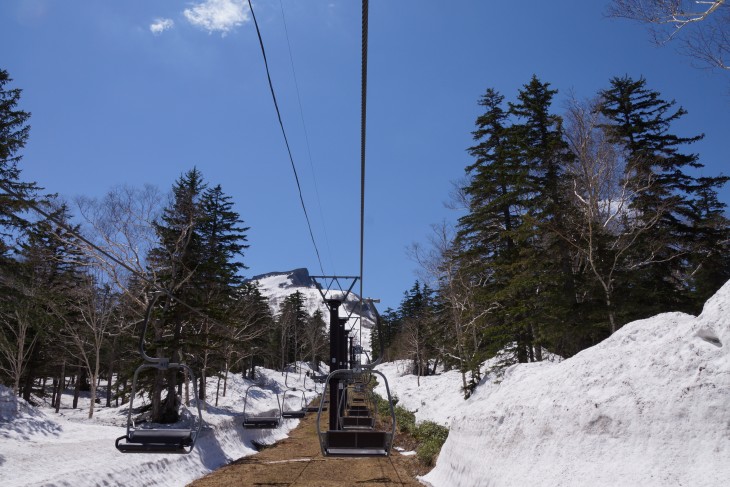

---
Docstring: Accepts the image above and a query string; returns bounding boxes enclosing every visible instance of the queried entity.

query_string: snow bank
[422,281,730,487]
[374,361,471,427]
[0,366,319,487]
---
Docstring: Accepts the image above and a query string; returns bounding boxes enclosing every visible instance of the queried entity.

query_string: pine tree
[685,176,730,306]
[198,184,250,300]
[506,75,578,360]
[147,168,208,421]
[277,291,309,369]
[8,203,86,402]
[599,76,728,315]
[0,69,40,258]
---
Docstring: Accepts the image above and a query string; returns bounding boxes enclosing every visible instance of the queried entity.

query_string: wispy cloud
[183,0,249,35]
[150,18,175,35]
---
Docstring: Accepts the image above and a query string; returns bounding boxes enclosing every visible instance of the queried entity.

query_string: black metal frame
[316,369,396,457]
[242,384,282,429]
[115,295,203,454]
[281,387,307,419]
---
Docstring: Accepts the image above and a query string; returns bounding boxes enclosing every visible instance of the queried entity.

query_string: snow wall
[421,281,730,487]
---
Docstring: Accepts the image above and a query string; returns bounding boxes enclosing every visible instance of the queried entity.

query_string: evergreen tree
[276,291,309,369]
[198,184,250,301]
[457,77,578,363]
[599,76,728,315]
[505,75,578,360]
[237,282,275,376]
[0,69,40,258]
[147,168,208,421]
[0,69,39,265]
[685,176,730,306]
[7,203,86,402]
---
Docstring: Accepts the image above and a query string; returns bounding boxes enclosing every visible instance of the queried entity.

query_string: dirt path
[188,411,424,487]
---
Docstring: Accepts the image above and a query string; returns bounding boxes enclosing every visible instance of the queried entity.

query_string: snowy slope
[374,360,481,427]
[421,281,730,487]
[0,366,319,487]
[250,268,377,353]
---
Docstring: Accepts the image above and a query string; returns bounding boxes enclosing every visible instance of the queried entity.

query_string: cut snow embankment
[422,282,730,487]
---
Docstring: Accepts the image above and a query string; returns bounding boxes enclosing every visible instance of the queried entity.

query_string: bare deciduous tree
[410,222,492,397]
[608,0,729,71]
[0,296,39,396]
[53,269,117,419]
[561,96,668,333]
[74,184,163,307]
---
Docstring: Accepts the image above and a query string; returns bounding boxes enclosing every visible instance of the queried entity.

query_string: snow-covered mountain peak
[247,268,378,351]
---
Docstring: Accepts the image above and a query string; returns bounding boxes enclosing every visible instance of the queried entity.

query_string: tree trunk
[55,361,65,413]
[72,366,86,409]
[215,374,222,407]
[88,373,97,419]
[606,291,617,334]
[73,367,82,409]
[222,356,230,398]
[199,371,207,411]
[51,377,58,408]
[21,357,36,402]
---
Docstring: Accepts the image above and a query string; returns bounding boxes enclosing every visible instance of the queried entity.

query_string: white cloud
[183,0,249,35]
[150,18,174,35]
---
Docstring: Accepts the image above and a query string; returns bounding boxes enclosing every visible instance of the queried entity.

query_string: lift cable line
[359,0,369,347]
[247,0,325,276]
[278,0,337,277]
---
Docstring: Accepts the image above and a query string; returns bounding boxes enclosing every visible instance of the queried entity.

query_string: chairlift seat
[282,409,306,419]
[115,429,194,454]
[243,415,280,429]
[346,408,371,417]
[323,431,391,456]
[341,416,374,429]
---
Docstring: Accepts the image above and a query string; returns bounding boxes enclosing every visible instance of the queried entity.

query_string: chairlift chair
[281,387,307,419]
[316,369,396,457]
[115,296,203,454]
[242,384,282,429]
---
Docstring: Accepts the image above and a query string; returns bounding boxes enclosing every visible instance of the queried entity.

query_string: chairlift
[316,369,396,457]
[281,387,307,419]
[115,295,203,454]
[242,384,282,429]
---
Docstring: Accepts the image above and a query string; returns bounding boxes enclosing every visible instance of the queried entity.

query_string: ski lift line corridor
[188,404,422,487]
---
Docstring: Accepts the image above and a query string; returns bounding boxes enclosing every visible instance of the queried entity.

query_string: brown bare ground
[187,410,426,487]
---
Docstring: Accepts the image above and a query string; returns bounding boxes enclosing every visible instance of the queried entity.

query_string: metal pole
[327,299,341,431]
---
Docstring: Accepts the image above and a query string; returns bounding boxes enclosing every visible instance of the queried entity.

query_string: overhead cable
[359,0,369,346]
[278,0,336,276]
[247,0,325,276]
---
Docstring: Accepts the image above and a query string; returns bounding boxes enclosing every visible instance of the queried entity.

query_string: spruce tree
[599,76,728,314]
[0,69,39,258]
[277,291,308,369]
[506,76,578,360]
[147,168,208,421]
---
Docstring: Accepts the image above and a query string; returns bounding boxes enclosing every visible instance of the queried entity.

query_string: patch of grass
[371,391,449,466]
[413,421,449,466]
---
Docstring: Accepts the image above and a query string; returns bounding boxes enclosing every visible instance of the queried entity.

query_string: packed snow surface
[0,366,319,487]
[421,281,730,487]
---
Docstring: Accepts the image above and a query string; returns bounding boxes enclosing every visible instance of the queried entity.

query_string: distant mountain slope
[248,268,377,352]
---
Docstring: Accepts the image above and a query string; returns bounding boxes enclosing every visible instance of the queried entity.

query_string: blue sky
[2,0,728,311]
